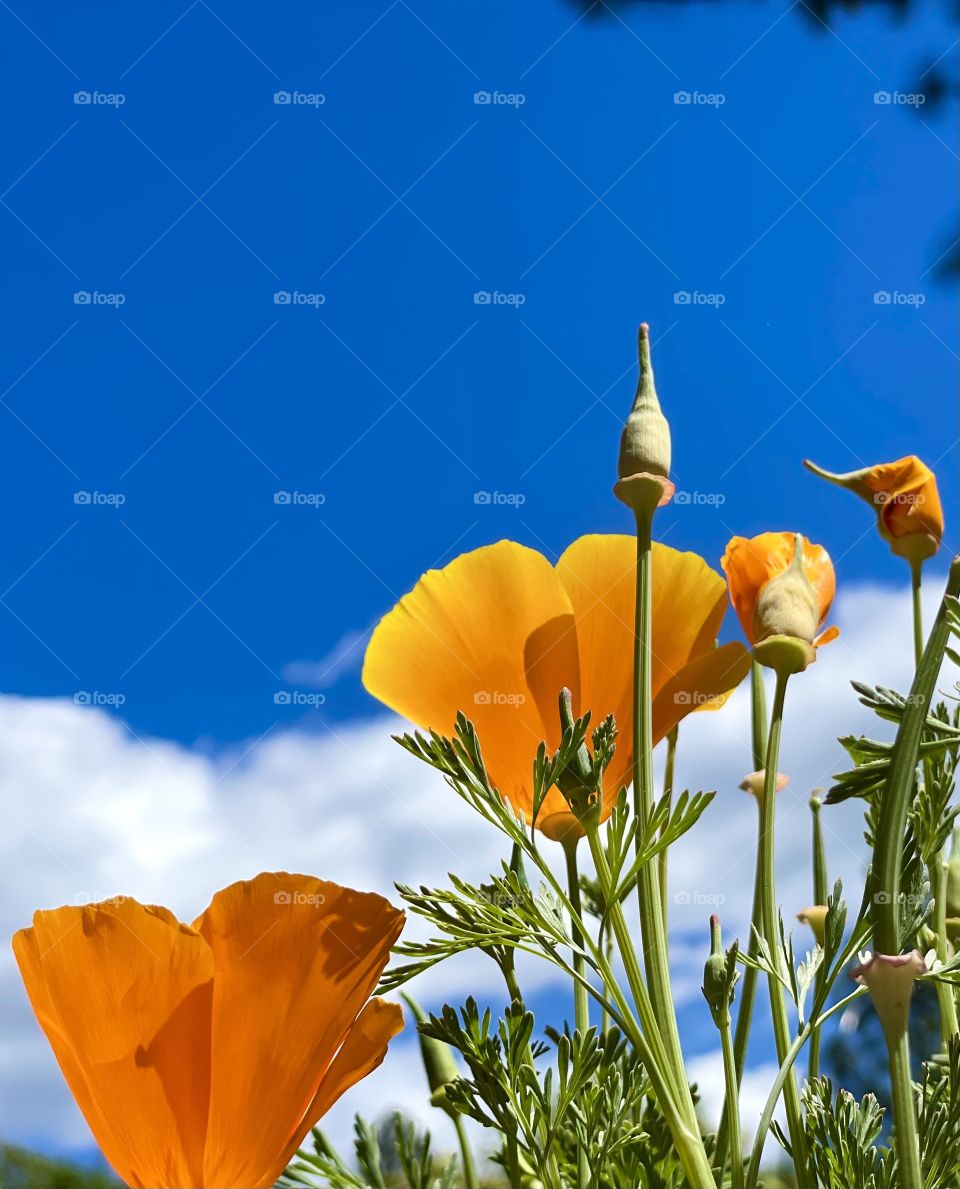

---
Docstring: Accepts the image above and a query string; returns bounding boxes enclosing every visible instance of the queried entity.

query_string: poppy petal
[363,541,578,820]
[13,900,213,1189]
[555,535,731,798]
[271,997,405,1177]
[651,641,752,740]
[196,873,403,1189]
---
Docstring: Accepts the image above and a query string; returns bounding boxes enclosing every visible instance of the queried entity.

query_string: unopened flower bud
[702,915,726,1002]
[618,323,671,480]
[797,905,828,946]
[753,534,820,645]
[615,324,674,513]
[400,993,461,1113]
[804,456,943,564]
[739,769,790,799]
[850,950,926,1045]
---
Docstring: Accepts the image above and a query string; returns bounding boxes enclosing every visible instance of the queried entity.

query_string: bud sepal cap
[850,950,926,1045]
[615,323,674,513]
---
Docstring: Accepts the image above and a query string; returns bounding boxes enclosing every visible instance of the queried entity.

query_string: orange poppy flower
[363,535,750,841]
[13,873,404,1189]
[804,456,943,563]
[722,532,839,649]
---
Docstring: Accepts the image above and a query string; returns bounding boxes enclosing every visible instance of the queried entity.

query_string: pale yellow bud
[617,323,671,482]
[753,534,819,644]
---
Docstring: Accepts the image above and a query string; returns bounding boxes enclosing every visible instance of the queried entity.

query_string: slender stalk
[874,556,960,954]
[912,558,959,1046]
[629,503,716,1183]
[889,1031,923,1189]
[587,830,717,1189]
[758,671,812,1187]
[745,987,866,1188]
[719,1009,744,1188]
[911,558,924,669]
[632,512,697,1072]
[868,559,960,1189]
[715,661,767,1171]
[561,835,590,1189]
[451,1114,479,1189]
[809,797,829,1081]
[750,659,768,770]
[659,726,679,927]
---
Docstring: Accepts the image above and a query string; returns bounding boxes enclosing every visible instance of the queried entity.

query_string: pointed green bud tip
[702,914,729,1018]
[509,840,530,891]
[617,323,672,484]
[803,458,875,503]
[400,993,460,1108]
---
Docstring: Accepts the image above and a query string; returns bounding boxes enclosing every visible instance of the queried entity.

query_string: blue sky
[0,0,957,1169]
[1,0,955,745]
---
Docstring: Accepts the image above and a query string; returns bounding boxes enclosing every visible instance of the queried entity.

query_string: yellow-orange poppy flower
[363,535,750,841]
[13,873,404,1189]
[804,455,943,563]
[722,532,839,649]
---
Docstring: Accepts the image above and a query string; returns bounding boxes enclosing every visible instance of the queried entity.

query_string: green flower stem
[808,798,829,1081]
[911,558,959,1046]
[715,661,766,1173]
[587,829,717,1189]
[561,834,590,1189]
[874,556,960,952]
[932,853,959,1043]
[758,670,812,1188]
[745,986,866,1189]
[451,1113,479,1189]
[659,726,679,928]
[911,558,925,669]
[631,507,708,1154]
[890,1029,923,1189]
[719,1007,744,1189]
[750,658,768,770]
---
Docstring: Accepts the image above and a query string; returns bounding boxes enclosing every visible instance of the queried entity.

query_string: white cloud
[0,575,955,1168]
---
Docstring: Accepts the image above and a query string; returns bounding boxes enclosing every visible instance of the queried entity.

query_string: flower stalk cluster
[10,326,958,1189]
